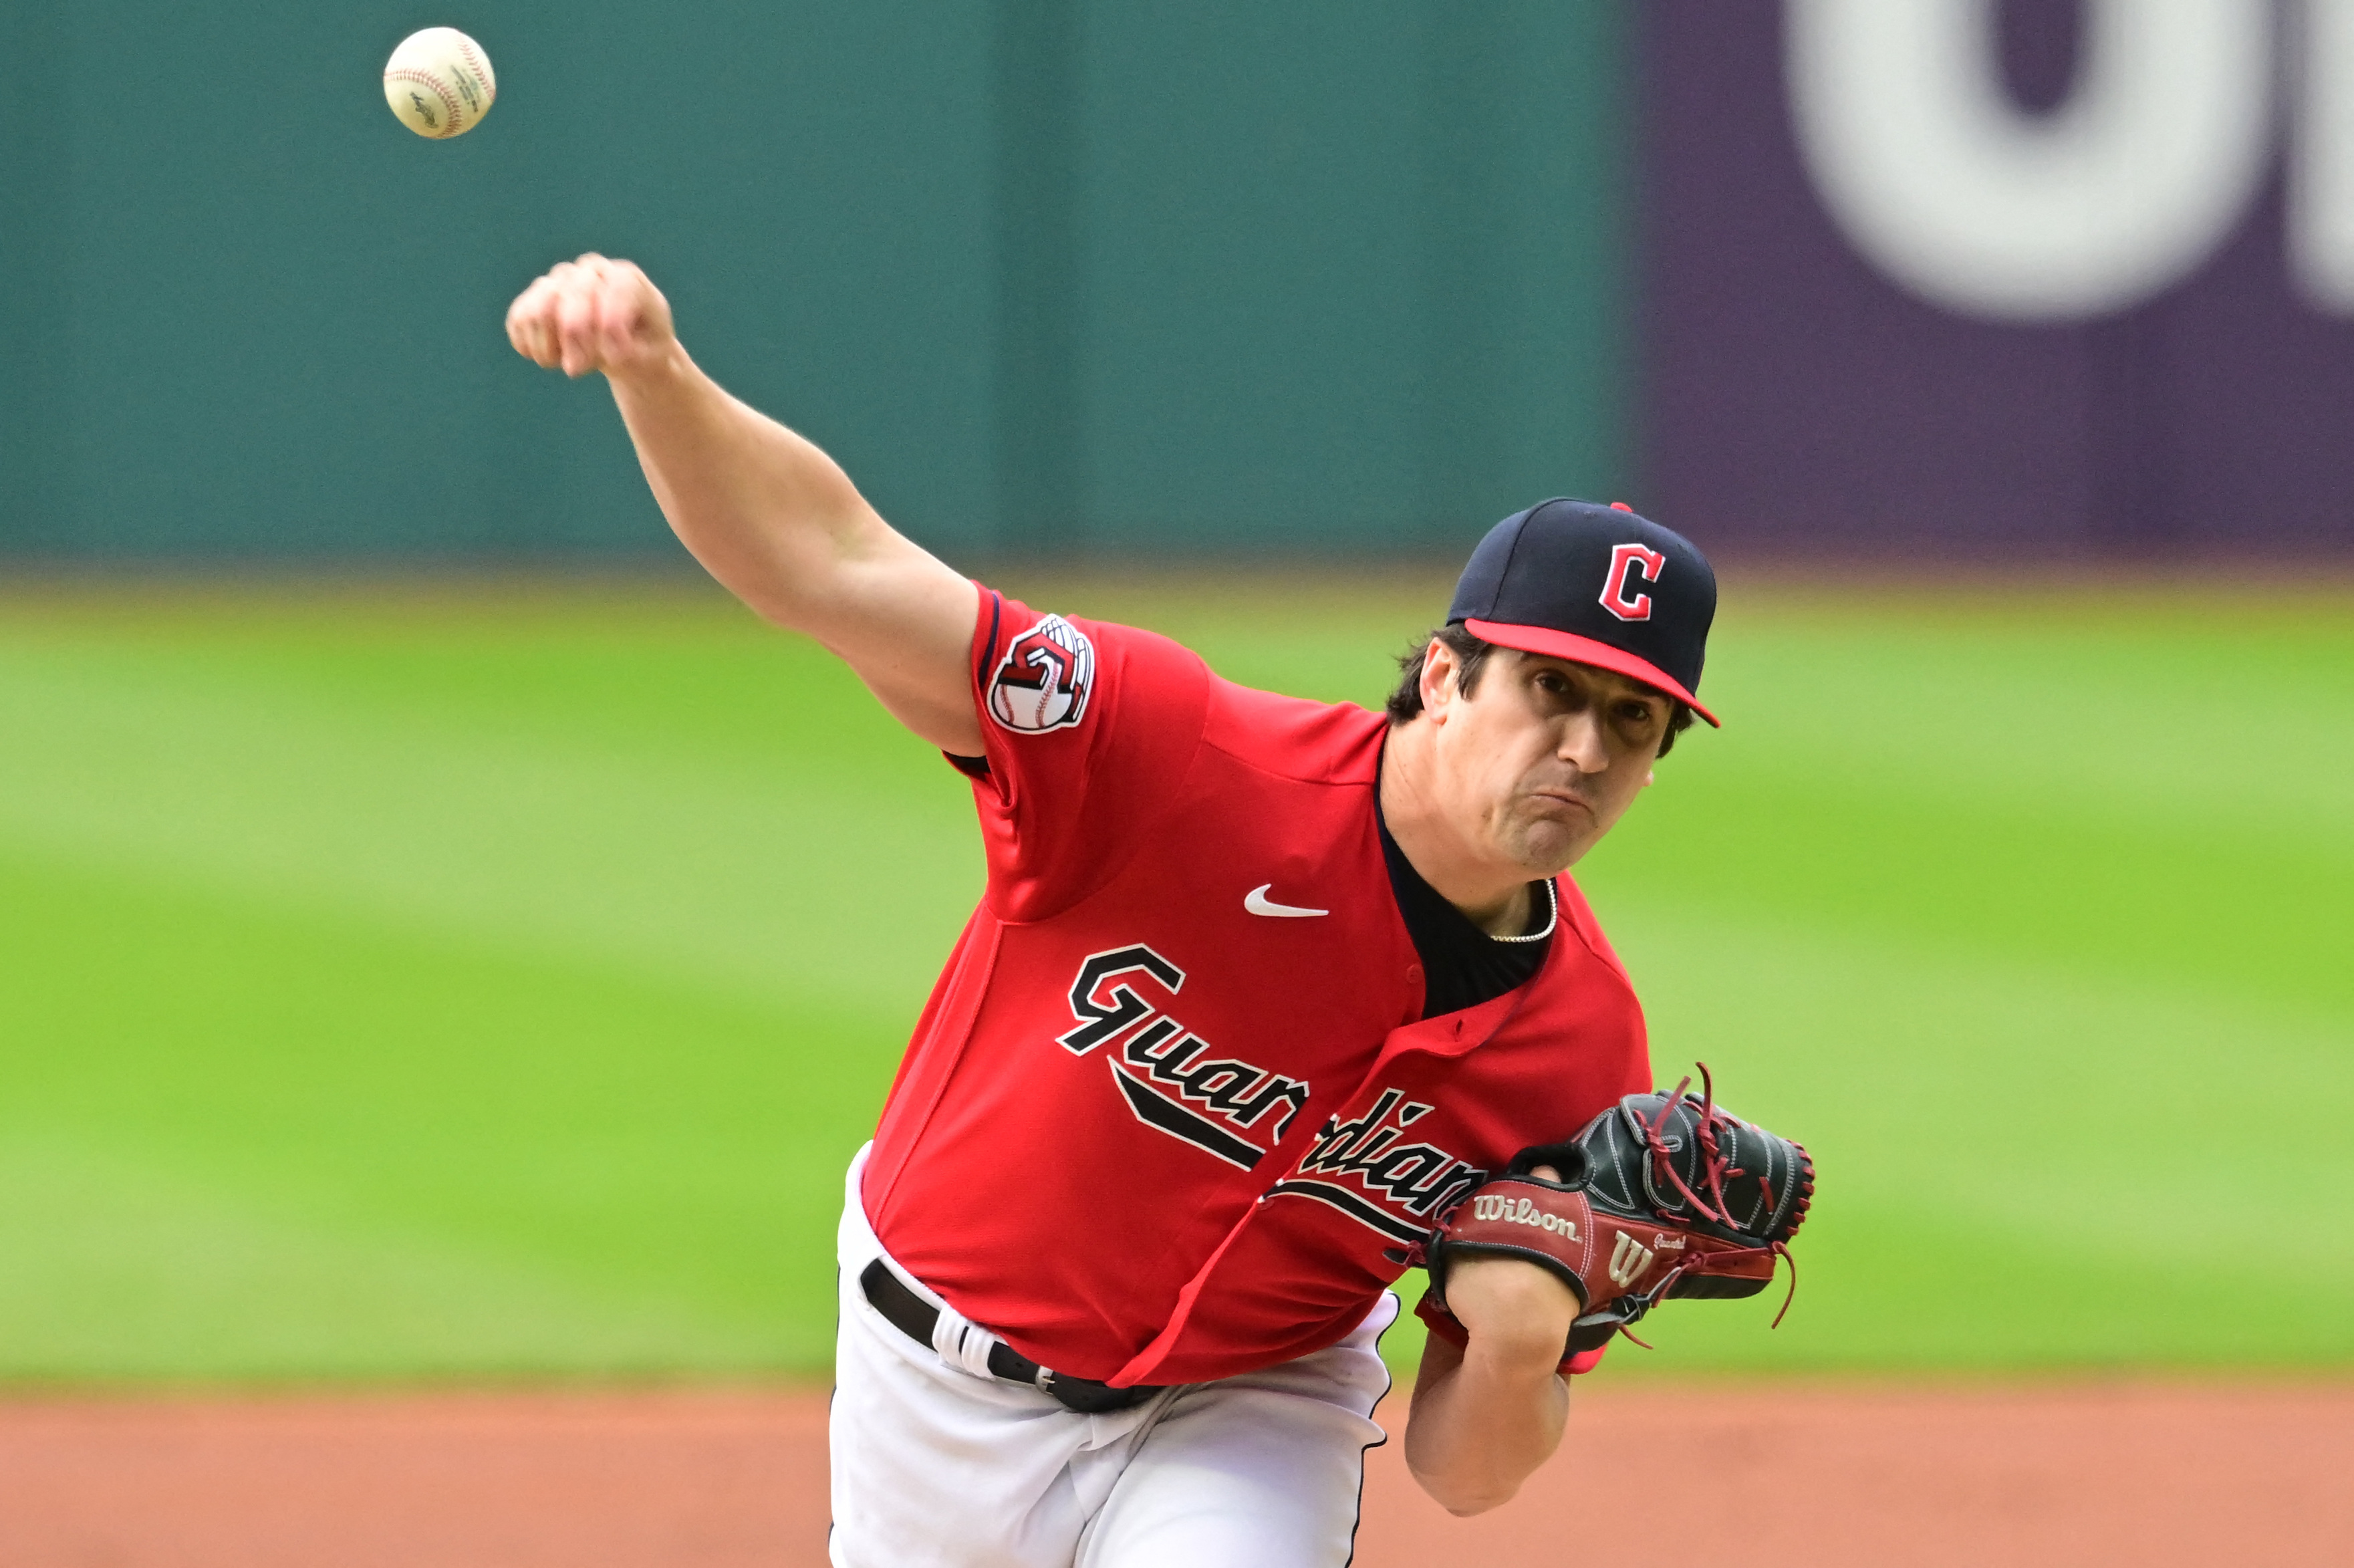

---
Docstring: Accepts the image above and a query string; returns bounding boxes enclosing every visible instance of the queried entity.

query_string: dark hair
[1385,625,1697,756]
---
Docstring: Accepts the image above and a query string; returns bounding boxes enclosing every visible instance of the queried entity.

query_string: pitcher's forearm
[605,347,982,747]
[1403,1253,1580,1515]
[508,253,985,753]
[1404,1333,1569,1515]
[606,344,884,630]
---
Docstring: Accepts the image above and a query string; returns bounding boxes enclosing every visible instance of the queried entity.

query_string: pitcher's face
[1421,646,1671,874]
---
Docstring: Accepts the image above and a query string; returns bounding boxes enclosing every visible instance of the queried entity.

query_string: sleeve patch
[987,614,1096,735]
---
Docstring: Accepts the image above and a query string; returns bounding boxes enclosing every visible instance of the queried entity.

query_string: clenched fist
[505,254,676,380]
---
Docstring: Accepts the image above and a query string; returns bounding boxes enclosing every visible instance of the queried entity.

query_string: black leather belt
[858,1259,1163,1414]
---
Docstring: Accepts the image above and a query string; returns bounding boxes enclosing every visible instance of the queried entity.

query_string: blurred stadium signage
[1788,0,2354,319]
[1646,0,2354,556]
[1791,0,2267,319]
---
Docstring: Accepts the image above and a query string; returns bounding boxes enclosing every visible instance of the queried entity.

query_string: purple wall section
[1640,1,2354,559]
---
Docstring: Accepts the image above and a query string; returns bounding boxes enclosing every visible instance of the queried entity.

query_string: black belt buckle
[859,1259,1162,1414]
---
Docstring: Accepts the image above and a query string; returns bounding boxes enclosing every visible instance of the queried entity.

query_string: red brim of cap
[1463,619,1721,727]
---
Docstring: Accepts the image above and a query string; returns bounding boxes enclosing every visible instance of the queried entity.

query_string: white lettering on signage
[1786,0,2284,320]
[2295,0,2354,310]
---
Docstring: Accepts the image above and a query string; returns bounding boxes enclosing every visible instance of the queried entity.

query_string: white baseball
[383,27,497,140]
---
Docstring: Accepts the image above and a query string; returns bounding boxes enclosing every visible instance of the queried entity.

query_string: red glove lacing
[1636,1062,1799,1330]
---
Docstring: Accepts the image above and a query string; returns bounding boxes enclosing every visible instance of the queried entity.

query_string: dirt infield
[2,1382,2343,1567]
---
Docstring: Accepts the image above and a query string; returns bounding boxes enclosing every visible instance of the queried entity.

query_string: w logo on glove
[1606,1232,1655,1289]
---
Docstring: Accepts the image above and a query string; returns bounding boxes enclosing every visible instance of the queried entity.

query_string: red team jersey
[861,590,1655,1388]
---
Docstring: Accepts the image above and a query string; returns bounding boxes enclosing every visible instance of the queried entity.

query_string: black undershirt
[1378,799,1553,1020]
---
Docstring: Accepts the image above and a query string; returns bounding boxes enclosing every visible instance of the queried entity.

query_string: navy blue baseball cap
[1448,498,1720,726]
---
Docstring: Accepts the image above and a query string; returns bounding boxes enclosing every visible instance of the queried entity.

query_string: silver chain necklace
[1490,878,1558,944]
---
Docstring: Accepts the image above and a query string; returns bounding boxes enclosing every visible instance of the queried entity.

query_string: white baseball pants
[829,1145,1399,1568]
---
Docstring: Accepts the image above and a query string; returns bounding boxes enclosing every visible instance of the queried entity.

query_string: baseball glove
[1420,1065,1813,1359]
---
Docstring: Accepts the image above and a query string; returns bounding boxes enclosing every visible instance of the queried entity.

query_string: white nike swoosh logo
[1245,884,1329,918]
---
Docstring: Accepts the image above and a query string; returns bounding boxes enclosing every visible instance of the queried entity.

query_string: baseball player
[506,255,1803,1567]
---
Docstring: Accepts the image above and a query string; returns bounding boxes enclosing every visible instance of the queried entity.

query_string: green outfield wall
[0,1,1630,561]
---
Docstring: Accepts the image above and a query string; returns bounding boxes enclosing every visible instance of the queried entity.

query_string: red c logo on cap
[1600,543,1666,622]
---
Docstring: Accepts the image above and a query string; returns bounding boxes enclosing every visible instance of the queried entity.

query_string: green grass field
[2,573,2348,1385]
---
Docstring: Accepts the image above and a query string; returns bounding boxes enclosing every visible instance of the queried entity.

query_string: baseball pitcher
[507,255,1811,1567]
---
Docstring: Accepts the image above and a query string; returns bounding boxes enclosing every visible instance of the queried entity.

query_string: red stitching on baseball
[451,37,495,115]
[386,68,464,136]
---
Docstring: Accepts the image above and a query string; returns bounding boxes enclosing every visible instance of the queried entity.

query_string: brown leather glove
[1419,1067,1813,1360]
